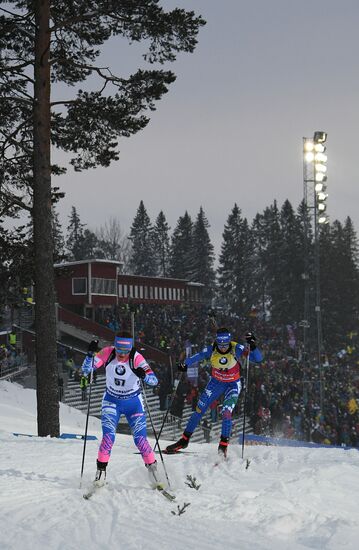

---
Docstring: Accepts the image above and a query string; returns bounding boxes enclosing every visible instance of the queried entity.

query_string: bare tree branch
[50,99,77,107]
[0,193,32,215]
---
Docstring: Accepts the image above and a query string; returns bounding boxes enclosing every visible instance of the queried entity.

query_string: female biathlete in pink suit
[82,331,158,483]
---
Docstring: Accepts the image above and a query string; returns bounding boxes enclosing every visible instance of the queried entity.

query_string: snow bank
[1,380,358,550]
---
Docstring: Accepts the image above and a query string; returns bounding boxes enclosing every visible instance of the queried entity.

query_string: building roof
[54,259,204,286]
[54,259,123,268]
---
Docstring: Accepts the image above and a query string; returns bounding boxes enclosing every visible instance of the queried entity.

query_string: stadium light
[302,130,329,413]
[313,131,327,143]
[314,132,328,225]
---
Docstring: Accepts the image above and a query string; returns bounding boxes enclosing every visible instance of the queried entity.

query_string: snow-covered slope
[0,380,358,550]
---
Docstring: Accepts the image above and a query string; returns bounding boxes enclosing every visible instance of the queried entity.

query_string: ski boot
[94,460,107,487]
[217,436,229,459]
[165,432,191,454]
[145,460,162,489]
[145,461,175,501]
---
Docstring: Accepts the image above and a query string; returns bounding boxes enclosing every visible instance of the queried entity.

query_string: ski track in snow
[1,380,359,550]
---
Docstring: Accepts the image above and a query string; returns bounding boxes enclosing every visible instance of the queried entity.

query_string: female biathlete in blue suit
[165,327,262,457]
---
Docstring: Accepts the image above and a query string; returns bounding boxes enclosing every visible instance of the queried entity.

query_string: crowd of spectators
[246,355,359,447]
[124,304,359,448]
[0,332,25,378]
[89,302,359,448]
[3,296,358,449]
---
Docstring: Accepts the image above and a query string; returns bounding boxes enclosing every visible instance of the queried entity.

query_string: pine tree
[251,213,267,319]
[66,207,103,260]
[253,201,283,323]
[128,201,156,276]
[0,1,205,436]
[320,218,359,347]
[81,229,103,260]
[0,222,33,307]
[152,211,170,277]
[251,200,309,326]
[66,206,85,261]
[276,200,306,324]
[191,207,215,302]
[218,204,254,315]
[52,206,66,263]
[341,217,359,334]
[169,212,193,280]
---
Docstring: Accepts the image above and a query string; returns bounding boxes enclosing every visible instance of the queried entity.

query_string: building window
[158,287,163,300]
[118,284,123,298]
[134,285,138,298]
[144,286,148,299]
[128,285,133,298]
[154,287,158,299]
[149,286,153,299]
[91,278,116,295]
[139,286,143,299]
[72,278,87,295]
[168,288,172,300]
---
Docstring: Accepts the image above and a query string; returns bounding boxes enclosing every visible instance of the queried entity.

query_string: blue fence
[13,432,98,441]
[239,433,359,451]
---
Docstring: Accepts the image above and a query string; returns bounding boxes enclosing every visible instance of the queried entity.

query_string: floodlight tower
[302,131,328,412]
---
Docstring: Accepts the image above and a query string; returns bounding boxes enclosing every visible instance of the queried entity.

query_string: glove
[144,373,158,386]
[88,339,99,355]
[177,362,187,372]
[82,355,93,375]
[245,332,256,350]
[133,366,146,379]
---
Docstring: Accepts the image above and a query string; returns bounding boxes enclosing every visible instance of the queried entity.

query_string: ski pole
[141,381,172,489]
[129,311,171,487]
[153,372,183,452]
[79,356,94,488]
[241,346,250,459]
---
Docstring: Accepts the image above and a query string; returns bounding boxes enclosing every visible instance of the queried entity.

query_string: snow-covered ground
[0,380,358,550]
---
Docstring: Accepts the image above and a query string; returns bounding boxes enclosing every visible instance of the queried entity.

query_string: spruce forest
[2,198,358,355]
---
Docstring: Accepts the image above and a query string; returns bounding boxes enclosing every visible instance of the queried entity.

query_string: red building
[54,259,204,321]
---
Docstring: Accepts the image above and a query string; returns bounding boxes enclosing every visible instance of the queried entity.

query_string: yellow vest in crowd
[347,398,358,415]
[9,333,16,346]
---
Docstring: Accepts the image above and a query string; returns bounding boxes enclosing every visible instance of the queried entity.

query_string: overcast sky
[55,0,359,256]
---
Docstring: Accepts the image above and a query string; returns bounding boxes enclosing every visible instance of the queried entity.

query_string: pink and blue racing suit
[90,346,158,465]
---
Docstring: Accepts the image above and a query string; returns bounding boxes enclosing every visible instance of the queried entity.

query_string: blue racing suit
[184,342,262,438]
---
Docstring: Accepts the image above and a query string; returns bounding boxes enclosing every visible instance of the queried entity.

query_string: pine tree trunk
[33,0,60,437]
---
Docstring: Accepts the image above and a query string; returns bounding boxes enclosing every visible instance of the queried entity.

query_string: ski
[83,480,106,500]
[82,479,175,501]
[162,450,198,455]
[213,456,228,468]
[134,450,198,456]
[146,464,176,501]
[154,483,176,501]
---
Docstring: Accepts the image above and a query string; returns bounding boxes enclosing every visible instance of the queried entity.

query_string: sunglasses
[116,348,130,355]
